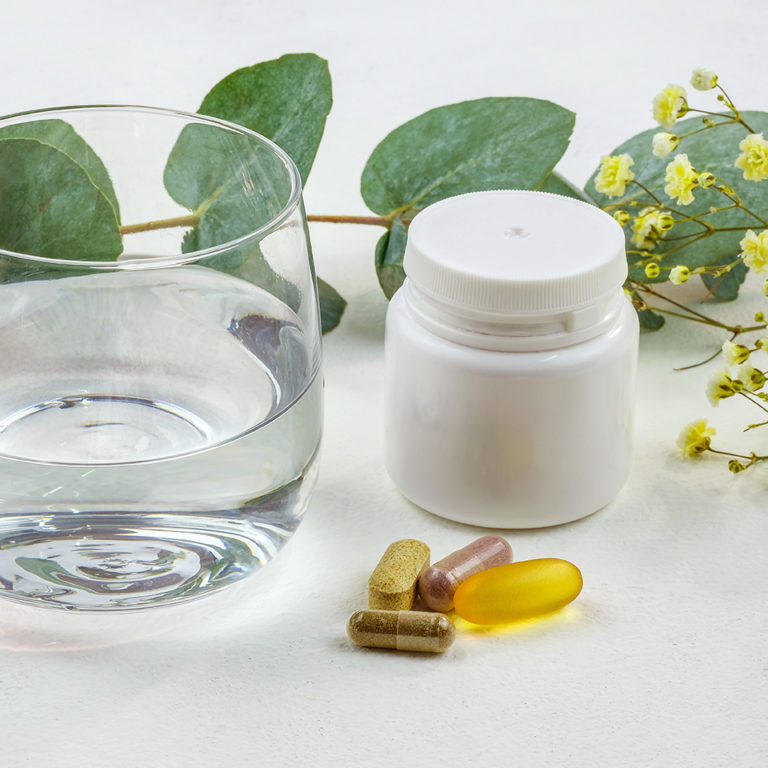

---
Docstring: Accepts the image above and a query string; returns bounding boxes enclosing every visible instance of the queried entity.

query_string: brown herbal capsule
[419,536,513,612]
[347,609,455,653]
[368,539,430,610]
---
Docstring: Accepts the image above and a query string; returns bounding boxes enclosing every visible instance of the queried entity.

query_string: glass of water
[0,106,322,610]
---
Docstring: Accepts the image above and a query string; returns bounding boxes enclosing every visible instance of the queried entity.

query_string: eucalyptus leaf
[361,97,575,216]
[198,53,332,184]
[637,306,666,330]
[164,121,298,307]
[317,277,347,334]
[374,215,408,299]
[163,54,334,312]
[0,136,123,264]
[536,170,595,204]
[0,118,120,222]
[586,111,768,293]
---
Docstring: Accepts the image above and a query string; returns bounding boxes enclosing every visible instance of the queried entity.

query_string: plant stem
[674,329,739,371]
[679,119,738,140]
[307,214,393,226]
[630,278,767,334]
[707,447,766,461]
[630,279,721,324]
[714,83,756,132]
[629,180,710,226]
[119,211,396,235]
[120,214,200,236]
[739,390,768,416]
[646,306,729,327]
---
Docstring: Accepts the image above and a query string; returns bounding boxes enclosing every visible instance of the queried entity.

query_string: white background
[1,1,767,766]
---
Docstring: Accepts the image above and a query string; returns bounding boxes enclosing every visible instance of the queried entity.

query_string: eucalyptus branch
[119,214,200,236]
[307,214,393,226]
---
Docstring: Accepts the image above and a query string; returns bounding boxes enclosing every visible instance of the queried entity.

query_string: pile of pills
[346,536,582,653]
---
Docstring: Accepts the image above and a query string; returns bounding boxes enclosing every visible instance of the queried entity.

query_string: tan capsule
[347,609,455,653]
[419,536,513,612]
[368,539,430,610]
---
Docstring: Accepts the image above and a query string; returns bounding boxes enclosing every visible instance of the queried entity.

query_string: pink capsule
[418,536,513,612]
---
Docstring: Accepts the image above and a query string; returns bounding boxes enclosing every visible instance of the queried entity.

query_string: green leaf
[374,215,408,299]
[164,54,332,310]
[317,277,347,334]
[637,306,665,330]
[164,121,293,236]
[0,135,122,263]
[536,170,595,204]
[164,122,299,308]
[0,118,120,222]
[197,53,332,184]
[586,111,768,296]
[700,253,748,300]
[361,97,575,216]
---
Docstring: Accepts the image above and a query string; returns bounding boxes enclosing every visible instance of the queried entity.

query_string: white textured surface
[1,1,767,766]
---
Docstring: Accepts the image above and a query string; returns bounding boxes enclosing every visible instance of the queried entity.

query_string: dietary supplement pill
[347,609,455,653]
[419,536,513,612]
[368,539,430,610]
[453,558,583,625]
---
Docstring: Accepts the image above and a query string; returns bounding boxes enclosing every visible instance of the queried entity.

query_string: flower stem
[714,83,756,132]
[630,278,766,334]
[307,214,393,226]
[707,447,767,461]
[119,214,200,236]
[738,390,768,415]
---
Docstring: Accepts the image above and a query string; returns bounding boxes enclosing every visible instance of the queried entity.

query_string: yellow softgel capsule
[453,558,583,625]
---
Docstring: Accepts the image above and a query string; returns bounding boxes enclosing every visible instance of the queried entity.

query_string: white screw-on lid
[403,190,627,317]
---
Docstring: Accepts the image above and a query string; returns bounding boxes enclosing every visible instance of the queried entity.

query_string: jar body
[384,285,639,528]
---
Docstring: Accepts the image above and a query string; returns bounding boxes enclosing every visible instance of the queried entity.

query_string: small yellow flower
[722,340,750,366]
[652,132,679,158]
[664,154,698,205]
[734,133,768,182]
[697,172,716,188]
[729,459,746,473]
[631,207,671,249]
[613,210,630,226]
[737,361,766,392]
[762,278,768,297]
[740,230,768,273]
[644,262,661,279]
[657,213,675,231]
[669,265,691,284]
[595,154,635,198]
[677,419,715,457]
[706,369,740,406]
[653,84,688,129]
[690,67,718,91]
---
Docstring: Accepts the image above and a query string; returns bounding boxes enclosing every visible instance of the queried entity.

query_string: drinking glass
[0,106,322,610]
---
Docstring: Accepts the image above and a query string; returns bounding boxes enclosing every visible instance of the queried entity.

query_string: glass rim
[0,104,303,269]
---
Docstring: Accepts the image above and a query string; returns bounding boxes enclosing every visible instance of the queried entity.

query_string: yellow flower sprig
[598,68,768,474]
[677,419,768,472]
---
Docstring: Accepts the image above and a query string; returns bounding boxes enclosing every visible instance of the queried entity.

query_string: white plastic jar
[384,190,638,528]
